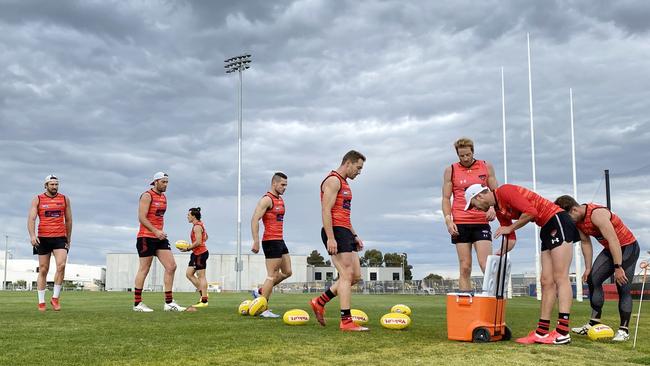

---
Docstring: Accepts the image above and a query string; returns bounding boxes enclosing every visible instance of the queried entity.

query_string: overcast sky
[1,0,649,279]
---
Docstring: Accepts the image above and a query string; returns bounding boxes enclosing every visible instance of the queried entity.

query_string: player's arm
[138,192,166,240]
[27,196,40,246]
[250,196,272,254]
[495,214,517,254]
[441,167,458,236]
[484,162,499,221]
[188,225,203,251]
[321,176,340,255]
[579,229,593,283]
[494,187,537,238]
[591,209,627,285]
[64,196,72,248]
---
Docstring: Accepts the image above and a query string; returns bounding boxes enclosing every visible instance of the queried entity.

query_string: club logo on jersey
[44,210,62,218]
[276,214,284,222]
[155,209,166,216]
[343,190,350,196]
[343,199,352,210]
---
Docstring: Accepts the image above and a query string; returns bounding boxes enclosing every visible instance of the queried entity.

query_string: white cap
[150,172,168,185]
[464,184,490,210]
[44,174,58,184]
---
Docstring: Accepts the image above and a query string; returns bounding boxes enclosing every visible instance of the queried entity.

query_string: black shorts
[540,211,580,251]
[189,251,209,270]
[321,226,358,253]
[136,237,171,257]
[33,237,68,255]
[451,224,492,244]
[262,240,289,259]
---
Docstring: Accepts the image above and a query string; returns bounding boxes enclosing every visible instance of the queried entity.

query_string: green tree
[423,273,444,287]
[384,252,413,280]
[361,249,383,267]
[307,250,326,266]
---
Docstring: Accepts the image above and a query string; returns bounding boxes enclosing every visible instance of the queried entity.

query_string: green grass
[0,292,648,365]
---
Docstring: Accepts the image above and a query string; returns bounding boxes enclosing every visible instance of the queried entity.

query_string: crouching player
[466,183,580,345]
[555,195,640,341]
[181,207,210,308]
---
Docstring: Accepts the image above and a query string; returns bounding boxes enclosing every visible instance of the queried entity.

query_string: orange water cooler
[446,292,510,342]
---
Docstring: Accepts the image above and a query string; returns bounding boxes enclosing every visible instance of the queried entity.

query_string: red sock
[201,296,208,303]
[317,289,336,307]
[134,288,143,306]
[164,291,173,304]
[557,313,570,336]
[536,319,550,336]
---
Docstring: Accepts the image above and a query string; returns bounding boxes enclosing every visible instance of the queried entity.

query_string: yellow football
[390,304,412,316]
[380,312,411,330]
[238,300,252,315]
[174,240,191,250]
[248,296,268,316]
[351,309,369,325]
[587,324,614,341]
[283,309,310,325]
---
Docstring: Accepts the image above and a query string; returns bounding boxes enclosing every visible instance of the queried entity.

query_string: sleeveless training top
[577,203,636,249]
[37,193,67,237]
[190,221,208,255]
[262,192,285,241]
[137,189,167,238]
[320,171,352,229]
[451,160,490,224]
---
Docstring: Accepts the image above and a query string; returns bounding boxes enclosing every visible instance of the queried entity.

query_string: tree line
[307,249,413,280]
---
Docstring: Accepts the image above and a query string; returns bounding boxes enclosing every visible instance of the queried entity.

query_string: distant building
[0,250,105,290]
[307,265,404,282]
[105,253,308,291]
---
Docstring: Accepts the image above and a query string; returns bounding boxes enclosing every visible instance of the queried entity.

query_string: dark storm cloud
[1,0,649,279]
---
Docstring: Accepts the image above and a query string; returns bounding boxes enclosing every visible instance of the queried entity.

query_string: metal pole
[527,33,542,301]
[502,67,513,299]
[401,254,406,294]
[501,67,508,185]
[236,68,243,292]
[633,261,648,348]
[570,88,583,302]
[3,235,8,290]
[604,169,611,210]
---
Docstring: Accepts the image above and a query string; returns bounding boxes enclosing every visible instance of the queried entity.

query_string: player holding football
[466,183,580,345]
[555,195,640,341]
[441,138,498,292]
[133,172,185,312]
[250,172,292,318]
[310,150,368,331]
[181,207,210,308]
[27,175,72,312]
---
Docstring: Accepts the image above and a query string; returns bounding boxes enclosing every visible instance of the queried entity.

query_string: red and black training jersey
[451,160,490,224]
[577,203,636,249]
[190,221,208,255]
[262,192,285,241]
[494,184,563,240]
[37,193,67,238]
[320,171,352,229]
[137,189,167,238]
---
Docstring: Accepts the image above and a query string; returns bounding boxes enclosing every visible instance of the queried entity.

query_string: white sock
[53,284,62,298]
[38,290,46,304]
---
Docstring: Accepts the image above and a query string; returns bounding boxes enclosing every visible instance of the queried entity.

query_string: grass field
[0,291,648,366]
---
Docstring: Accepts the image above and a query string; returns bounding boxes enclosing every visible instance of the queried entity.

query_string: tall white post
[527,33,542,301]
[236,69,243,292]
[502,67,513,299]
[570,88,583,301]
[3,235,8,291]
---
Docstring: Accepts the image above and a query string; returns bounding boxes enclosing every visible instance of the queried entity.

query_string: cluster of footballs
[238,298,412,330]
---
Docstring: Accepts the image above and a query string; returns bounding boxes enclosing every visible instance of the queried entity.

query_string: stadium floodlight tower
[224,53,252,292]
